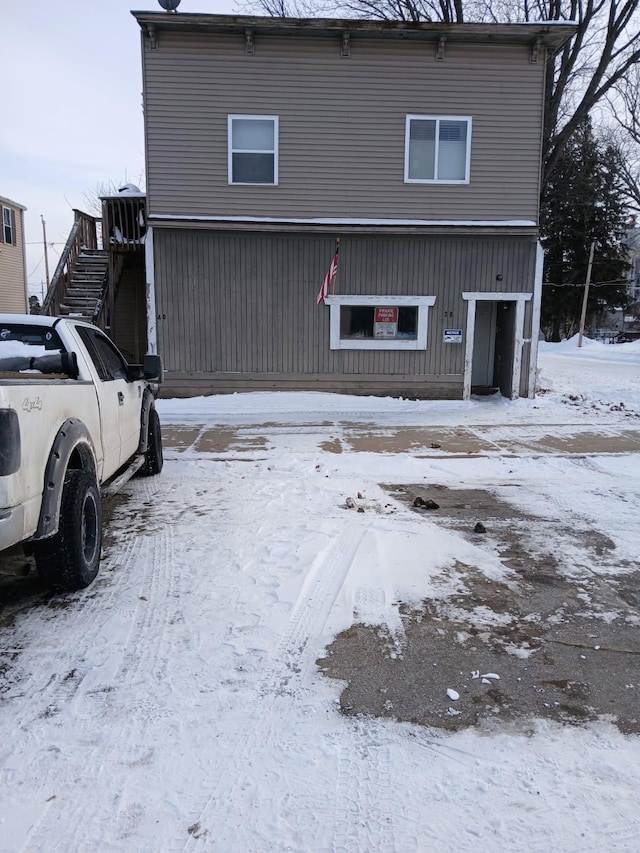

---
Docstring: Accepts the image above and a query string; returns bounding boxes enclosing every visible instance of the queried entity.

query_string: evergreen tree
[540,118,629,341]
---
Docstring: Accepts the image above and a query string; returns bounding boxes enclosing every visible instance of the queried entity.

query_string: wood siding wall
[142,33,546,223]
[0,205,27,314]
[153,228,536,397]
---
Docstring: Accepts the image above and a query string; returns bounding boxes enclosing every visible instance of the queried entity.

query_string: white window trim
[2,207,13,244]
[324,295,436,350]
[404,115,472,185]
[461,291,532,400]
[228,114,279,186]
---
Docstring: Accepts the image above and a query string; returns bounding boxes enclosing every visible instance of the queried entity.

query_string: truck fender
[36,419,99,540]
[137,390,155,455]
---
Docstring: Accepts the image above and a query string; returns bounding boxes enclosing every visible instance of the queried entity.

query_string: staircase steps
[59,249,109,321]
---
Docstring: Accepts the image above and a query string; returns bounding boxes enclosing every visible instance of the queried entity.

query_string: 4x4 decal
[22,397,43,412]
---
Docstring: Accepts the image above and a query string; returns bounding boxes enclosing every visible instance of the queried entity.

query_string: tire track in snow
[24,527,180,852]
[1,532,143,712]
[333,737,395,853]
[262,524,366,694]
[353,586,388,625]
[181,521,372,852]
[0,533,150,852]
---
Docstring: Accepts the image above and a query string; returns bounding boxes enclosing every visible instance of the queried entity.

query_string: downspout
[528,241,544,397]
[21,209,28,312]
[462,297,476,400]
[145,225,157,355]
[139,24,157,355]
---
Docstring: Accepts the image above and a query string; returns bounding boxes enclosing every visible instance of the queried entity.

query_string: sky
[0,0,237,300]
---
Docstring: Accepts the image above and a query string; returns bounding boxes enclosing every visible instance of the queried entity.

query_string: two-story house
[132,13,575,399]
[0,195,28,314]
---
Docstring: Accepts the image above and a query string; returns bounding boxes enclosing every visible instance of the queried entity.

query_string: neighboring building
[0,195,28,314]
[132,13,575,399]
[625,217,640,306]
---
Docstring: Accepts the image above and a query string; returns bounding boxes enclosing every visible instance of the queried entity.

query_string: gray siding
[153,228,536,396]
[143,34,545,223]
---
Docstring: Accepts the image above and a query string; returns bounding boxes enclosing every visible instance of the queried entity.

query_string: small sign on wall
[443,329,463,343]
[374,307,399,339]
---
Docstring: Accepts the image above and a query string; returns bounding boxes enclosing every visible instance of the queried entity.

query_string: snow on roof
[150,214,537,228]
[0,313,56,327]
[99,184,146,200]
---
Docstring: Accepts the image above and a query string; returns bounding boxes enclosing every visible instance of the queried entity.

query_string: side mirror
[143,354,163,382]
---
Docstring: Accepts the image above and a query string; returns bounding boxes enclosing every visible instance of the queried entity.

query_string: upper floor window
[2,207,15,245]
[228,115,279,185]
[404,116,472,184]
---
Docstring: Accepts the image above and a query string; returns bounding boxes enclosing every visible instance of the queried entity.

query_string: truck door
[75,328,142,474]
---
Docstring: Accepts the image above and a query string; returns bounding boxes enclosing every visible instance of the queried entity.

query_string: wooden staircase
[58,249,109,322]
[42,210,107,324]
[43,204,147,349]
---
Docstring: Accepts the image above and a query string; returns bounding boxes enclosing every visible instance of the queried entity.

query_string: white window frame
[228,115,279,186]
[2,207,14,245]
[404,115,472,185]
[324,295,436,350]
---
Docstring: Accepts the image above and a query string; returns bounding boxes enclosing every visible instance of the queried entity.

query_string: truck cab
[0,314,163,590]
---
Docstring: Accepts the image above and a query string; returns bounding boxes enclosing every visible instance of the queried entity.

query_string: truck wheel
[140,406,163,476]
[35,469,102,590]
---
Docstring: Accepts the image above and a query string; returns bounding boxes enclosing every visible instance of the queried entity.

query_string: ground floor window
[324,295,436,350]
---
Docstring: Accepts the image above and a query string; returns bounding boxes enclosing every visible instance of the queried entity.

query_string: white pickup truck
[0,314,163,590]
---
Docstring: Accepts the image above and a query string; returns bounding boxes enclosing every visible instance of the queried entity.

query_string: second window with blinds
[404,115,472,184]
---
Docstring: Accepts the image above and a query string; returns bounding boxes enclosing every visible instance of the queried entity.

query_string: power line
[27,255,44,279]
[543,280,629,287]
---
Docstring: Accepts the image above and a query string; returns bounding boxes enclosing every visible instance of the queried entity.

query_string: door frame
[461,291,532,400]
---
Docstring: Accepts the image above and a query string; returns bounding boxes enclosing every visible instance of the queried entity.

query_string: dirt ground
[320,483,640,735]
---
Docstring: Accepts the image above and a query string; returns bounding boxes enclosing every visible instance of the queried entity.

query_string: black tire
[35,469,102,591]
[140,406,163,476]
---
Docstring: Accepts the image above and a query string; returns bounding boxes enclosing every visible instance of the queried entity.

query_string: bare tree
[82,176,146,219]
[539,0,640,186]
[613,63,640,143]
[599,124,640,213]
[248,0,332,17]
[244,0,640,189]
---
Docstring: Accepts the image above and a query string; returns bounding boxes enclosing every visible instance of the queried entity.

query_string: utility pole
[41,215,50,291]
[578,241,596,348]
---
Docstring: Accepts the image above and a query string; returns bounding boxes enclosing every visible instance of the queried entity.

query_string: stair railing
[92,262,112,328]
[42,209,100,316]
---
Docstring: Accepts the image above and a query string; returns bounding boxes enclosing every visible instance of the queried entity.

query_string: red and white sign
[374,307,398,339]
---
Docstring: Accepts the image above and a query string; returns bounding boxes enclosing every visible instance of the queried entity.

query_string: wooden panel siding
[143,34,546,223]
[153,228,536,395]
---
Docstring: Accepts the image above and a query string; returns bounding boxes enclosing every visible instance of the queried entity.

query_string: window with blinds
[404,116,471,184]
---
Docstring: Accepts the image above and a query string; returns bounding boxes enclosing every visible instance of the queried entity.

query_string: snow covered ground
[1,336,640,852]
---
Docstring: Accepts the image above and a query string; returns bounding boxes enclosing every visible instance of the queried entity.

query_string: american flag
[316,240,340,305]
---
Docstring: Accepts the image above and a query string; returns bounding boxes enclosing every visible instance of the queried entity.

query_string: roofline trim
[131,12,577,50]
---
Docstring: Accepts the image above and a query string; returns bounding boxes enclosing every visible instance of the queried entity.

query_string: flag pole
[331,238,340,295]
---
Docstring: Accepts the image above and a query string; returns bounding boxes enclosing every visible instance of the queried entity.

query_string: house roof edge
[130,12,577,51]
